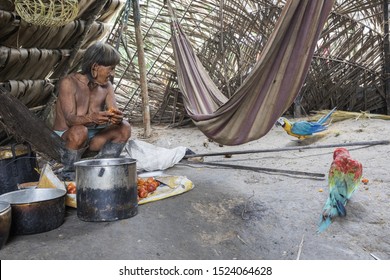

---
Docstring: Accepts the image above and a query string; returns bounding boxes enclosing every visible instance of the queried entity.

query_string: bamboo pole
[183,140,390,158]
[133,0,151,137]
[185,161,325,178]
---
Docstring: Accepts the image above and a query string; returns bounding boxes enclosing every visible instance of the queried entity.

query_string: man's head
[81,42,120,86]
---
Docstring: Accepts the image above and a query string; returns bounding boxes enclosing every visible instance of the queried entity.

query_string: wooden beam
[384,0,390,114]
[133,0,151,137]
[0,87,65,161]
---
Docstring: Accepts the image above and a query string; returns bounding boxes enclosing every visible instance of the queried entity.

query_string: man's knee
[67,125,88,146]
[119,121,131,141]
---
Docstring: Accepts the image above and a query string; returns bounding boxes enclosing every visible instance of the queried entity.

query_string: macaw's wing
[329,156,363,202]
[291,121,327,136]
[342,158,363,199]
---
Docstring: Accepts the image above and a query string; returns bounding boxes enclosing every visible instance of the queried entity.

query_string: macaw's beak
[275,119,283,127]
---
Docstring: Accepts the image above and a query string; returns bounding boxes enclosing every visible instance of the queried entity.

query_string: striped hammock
[168,0,334,145]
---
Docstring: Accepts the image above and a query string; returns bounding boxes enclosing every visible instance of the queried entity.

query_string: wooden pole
[183,140,390,158]
[384,0,390,114]
[0,88,65,161]
[133,0,151,137]
[185,161,325,178]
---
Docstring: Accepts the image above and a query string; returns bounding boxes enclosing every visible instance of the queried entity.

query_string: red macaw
[318,147,363,233]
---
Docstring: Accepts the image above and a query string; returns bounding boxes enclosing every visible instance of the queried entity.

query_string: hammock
[167,0,334,145]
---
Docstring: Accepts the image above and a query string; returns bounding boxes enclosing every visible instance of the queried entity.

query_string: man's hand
[88,111,112,125]
[108,108,124,125]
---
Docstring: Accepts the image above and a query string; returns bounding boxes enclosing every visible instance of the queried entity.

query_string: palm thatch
[0,0,389,151]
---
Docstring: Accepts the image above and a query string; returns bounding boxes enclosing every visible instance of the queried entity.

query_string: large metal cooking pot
[74,157,138,222]
[0,201,11,249]
[0,188,66,235]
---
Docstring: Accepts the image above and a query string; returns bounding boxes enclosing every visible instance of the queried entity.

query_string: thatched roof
[0,0,388,145]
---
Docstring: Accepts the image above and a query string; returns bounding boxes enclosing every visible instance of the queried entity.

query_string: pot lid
[0,201,11,213]
[0,189,66,205]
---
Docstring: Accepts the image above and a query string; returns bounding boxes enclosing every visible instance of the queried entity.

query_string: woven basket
[14,0,79,27]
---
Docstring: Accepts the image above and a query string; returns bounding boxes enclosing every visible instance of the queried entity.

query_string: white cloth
[124,139,187,172]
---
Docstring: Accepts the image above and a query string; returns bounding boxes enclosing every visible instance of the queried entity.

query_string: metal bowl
[0,201,12,249]
[0,188,66,235]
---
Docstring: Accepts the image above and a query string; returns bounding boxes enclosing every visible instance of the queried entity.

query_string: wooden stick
[296,234,305,260]
[133,0,151,138]
[184,140,390,158]
[186,161,325,178]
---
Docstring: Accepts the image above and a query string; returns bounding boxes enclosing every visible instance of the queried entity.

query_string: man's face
[95,65,115,85]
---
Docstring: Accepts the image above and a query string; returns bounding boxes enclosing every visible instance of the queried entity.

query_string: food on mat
[137,177,160,200]
[66,182,76,194]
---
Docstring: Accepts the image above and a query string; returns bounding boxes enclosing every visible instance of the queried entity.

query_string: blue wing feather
[291,121,327,135]
[317,107,337,125]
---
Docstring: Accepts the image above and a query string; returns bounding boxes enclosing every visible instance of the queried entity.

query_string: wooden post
[133,0,151,137]
[0,88,65,161]
[384,0,390,114]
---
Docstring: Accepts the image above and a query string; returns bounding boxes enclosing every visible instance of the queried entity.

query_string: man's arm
[105,83,123,125]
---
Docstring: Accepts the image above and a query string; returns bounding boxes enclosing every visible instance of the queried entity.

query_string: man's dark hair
[81,42,120,83]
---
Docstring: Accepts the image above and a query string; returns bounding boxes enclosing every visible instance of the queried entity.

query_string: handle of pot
[98,168,105,177]
[10,143,18,177]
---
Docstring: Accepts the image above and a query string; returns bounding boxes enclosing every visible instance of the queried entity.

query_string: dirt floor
[1,115,390,260]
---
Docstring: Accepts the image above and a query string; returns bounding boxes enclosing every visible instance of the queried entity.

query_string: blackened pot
[75,158,138,222]
[0,188,66,235]
[0,201,11,248]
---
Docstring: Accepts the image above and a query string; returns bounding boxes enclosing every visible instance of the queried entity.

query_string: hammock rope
[167,0,334,145]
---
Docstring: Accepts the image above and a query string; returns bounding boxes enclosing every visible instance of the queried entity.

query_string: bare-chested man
[53,42,131,173]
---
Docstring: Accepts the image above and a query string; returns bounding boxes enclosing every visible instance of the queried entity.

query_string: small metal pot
[0,201,11,249]
[75,157,138,222]
[0,188,66,235]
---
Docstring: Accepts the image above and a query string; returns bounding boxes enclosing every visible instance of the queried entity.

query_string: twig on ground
[370,253,381,260]
[296,234,305,260]
[237,234,248,245]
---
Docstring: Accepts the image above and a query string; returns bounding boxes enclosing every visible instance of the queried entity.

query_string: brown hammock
[168,0,334,145]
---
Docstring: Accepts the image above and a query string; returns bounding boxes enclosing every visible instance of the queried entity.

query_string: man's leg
[59,125,89,179]
[90,121,131,158]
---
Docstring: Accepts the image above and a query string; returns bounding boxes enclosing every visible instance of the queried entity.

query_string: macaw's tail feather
[317,196,342,233]
[336,200,346,216]
[318,216,332,233]
[317,216,332,233]
[317,107,337,125]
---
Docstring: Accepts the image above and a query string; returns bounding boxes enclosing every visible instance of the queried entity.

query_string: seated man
[53,42,131,174]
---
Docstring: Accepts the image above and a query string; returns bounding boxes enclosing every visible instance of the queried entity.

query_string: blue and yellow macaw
[318,147,363,233]
[276,107,336,140]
